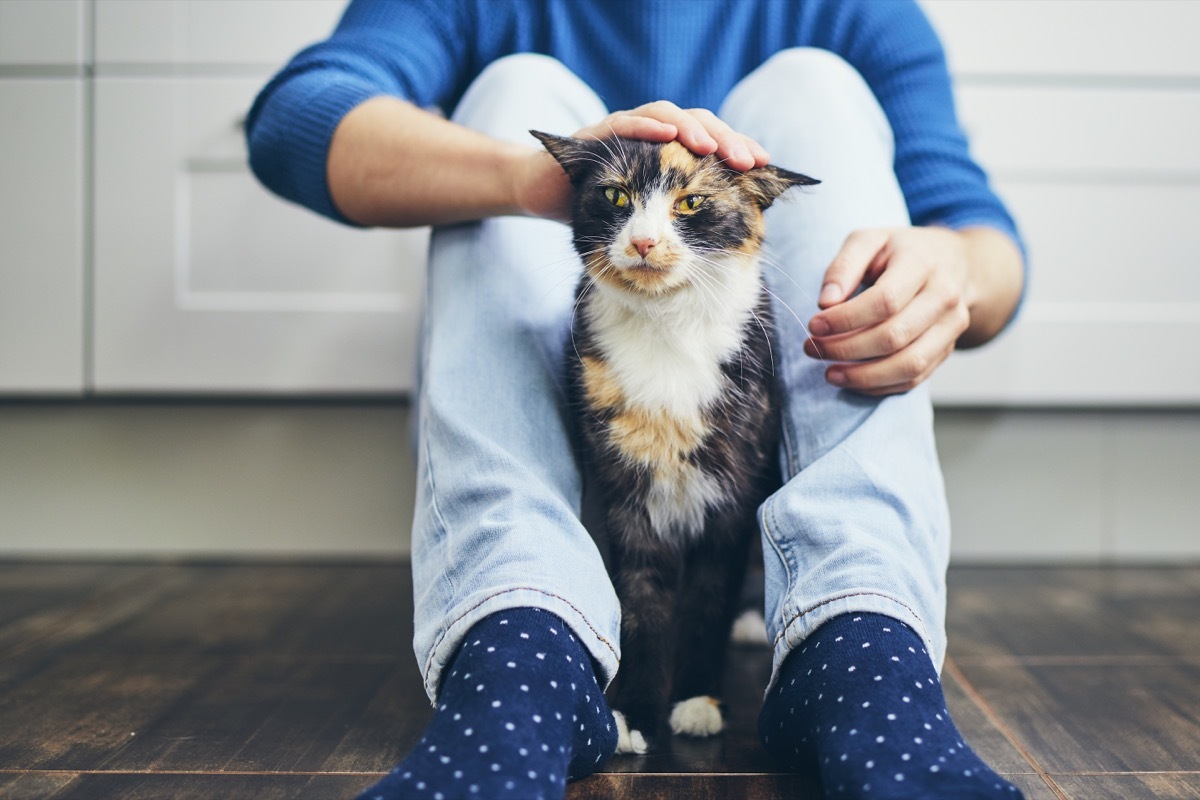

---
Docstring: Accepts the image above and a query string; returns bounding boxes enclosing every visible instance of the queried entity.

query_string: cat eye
[604,186,630,208]
[676,194,706,214]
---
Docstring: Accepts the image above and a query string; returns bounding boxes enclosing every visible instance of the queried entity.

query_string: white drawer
[92,77,427,393]
[0,79,85,393]
[957,86,1200,177]
[0,0,86,67]
[923,0,1200,78]
[94,0,345,68]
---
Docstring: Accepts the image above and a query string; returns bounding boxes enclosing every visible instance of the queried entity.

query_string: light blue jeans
[411,50,951,703]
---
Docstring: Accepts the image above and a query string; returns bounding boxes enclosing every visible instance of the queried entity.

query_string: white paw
[669,695,725,738]
[730,608,770,647]
[612,710,648,755]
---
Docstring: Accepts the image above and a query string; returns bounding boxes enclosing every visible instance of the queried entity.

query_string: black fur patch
[535,131,815,747]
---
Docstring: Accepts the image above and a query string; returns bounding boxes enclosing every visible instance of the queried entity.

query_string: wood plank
[1050,773,1200,799]
[954,661,1200,774]
[947,567,1200,661]
[0,771,78,799]
[2,772,372,800]
[67,564,410,658]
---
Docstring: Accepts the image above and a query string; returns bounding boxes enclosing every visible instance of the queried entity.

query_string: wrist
[955,226,1025,348]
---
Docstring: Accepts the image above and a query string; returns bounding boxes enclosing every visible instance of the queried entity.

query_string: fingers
[805,226,973,396]
[811,229,891,313]
[575,101,768,171]
[820,320,960,397]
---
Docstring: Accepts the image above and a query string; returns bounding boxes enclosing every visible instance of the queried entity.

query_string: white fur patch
[586,252,763,541]
[669,695,725,738]
[730,608,771,647]
[612,710,648,755]
[646,461,726,536]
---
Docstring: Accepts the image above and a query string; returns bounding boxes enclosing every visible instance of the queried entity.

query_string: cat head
[531,130,818,299]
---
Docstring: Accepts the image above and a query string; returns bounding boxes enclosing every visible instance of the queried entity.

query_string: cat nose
[631,236,657,257]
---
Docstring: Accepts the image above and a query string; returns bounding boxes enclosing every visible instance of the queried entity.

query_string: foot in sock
[758,612,1024,799]
[357,607,617,800]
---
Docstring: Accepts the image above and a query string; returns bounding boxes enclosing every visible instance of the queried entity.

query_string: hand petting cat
[515,100,767,223]
[515,99,1023,398]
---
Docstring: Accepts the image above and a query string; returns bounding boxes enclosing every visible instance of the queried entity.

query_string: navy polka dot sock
[758,612,1023,799]
[356,607,617,800]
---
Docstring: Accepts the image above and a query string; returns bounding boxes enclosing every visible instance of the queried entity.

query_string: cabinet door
[0,0,86,66]
[92,77,427,393]
[922,0,1200,405]
[0,0,86,394]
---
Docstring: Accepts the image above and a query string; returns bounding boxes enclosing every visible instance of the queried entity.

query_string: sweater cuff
[249,78,389,227]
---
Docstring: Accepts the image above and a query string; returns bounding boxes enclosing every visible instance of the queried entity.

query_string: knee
[467,54,581,102]
[726,48,893,157]
[453,54,604,139]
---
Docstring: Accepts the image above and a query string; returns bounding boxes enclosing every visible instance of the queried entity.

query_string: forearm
[956,226,1025,348]
[327,96,536,228]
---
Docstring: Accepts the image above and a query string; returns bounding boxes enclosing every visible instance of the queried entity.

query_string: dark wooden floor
[0,562,1198,799]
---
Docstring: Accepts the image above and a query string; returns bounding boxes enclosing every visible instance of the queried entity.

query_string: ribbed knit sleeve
[826,1,1022,248]
[245,0,471,224]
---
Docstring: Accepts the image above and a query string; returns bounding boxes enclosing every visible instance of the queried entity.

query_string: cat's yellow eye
[676,194,705,214]
[604,186,630,208]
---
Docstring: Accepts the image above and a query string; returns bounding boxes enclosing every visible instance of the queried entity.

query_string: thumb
[818,229,889,308]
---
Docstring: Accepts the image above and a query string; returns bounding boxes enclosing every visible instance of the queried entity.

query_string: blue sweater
[246,0,1019,249]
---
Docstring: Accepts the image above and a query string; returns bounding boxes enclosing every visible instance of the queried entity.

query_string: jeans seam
[423,586,621,701]
[419,406,455,593]
[776,590,926,648]
[760,495,795,642]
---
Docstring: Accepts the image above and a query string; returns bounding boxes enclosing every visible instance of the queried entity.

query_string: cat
[532,129,818,753]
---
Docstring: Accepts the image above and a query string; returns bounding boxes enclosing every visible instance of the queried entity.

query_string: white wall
[1,404,1197,563]
[1,2,1197,562]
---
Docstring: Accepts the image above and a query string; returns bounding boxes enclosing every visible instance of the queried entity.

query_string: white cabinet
[923,0,1200,405]
[92,77,426,393]
[90,0,427,393]
[0,1,86,394]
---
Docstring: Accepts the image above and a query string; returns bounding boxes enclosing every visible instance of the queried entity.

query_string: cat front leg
[669,510,756,739]
[608,516,683,753]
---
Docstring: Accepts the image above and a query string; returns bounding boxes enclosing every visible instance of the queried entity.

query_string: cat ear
[530,130,592,184]
[738,165,820,210]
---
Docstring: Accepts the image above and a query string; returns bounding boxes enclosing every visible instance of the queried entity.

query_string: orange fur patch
[609,406,707,468]
[658,141,698,177]
[581,356,623,411]
[581,356,708,468]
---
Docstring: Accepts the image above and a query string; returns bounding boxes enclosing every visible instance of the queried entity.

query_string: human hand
[574,101,770,172]
[804,226,972,396]
[515,101,769,221]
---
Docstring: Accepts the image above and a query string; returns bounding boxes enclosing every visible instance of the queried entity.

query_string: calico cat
[532,130,817,753]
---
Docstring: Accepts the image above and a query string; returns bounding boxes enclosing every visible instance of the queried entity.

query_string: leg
[721,49,1022,798]
[360,56,621,800]
[412,54,620,701]
[722,47,949,675]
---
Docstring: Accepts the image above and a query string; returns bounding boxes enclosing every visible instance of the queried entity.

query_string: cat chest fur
[576,285,776,541]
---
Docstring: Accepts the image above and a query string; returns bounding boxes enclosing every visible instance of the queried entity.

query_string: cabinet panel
[95,0,344,67]
[0,0,85,66]
[0,79,85,394]
[956,86,1200,177]
[93,78,426,394]
[923,0,1200,78]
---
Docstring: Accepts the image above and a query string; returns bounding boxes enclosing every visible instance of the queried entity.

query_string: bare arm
[326,96,556,227]
[326,96,768,228]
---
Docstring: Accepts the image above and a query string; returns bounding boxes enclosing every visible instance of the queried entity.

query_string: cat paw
[669,695,725,738]
[612,710,649,755]
[730,608,770,647]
